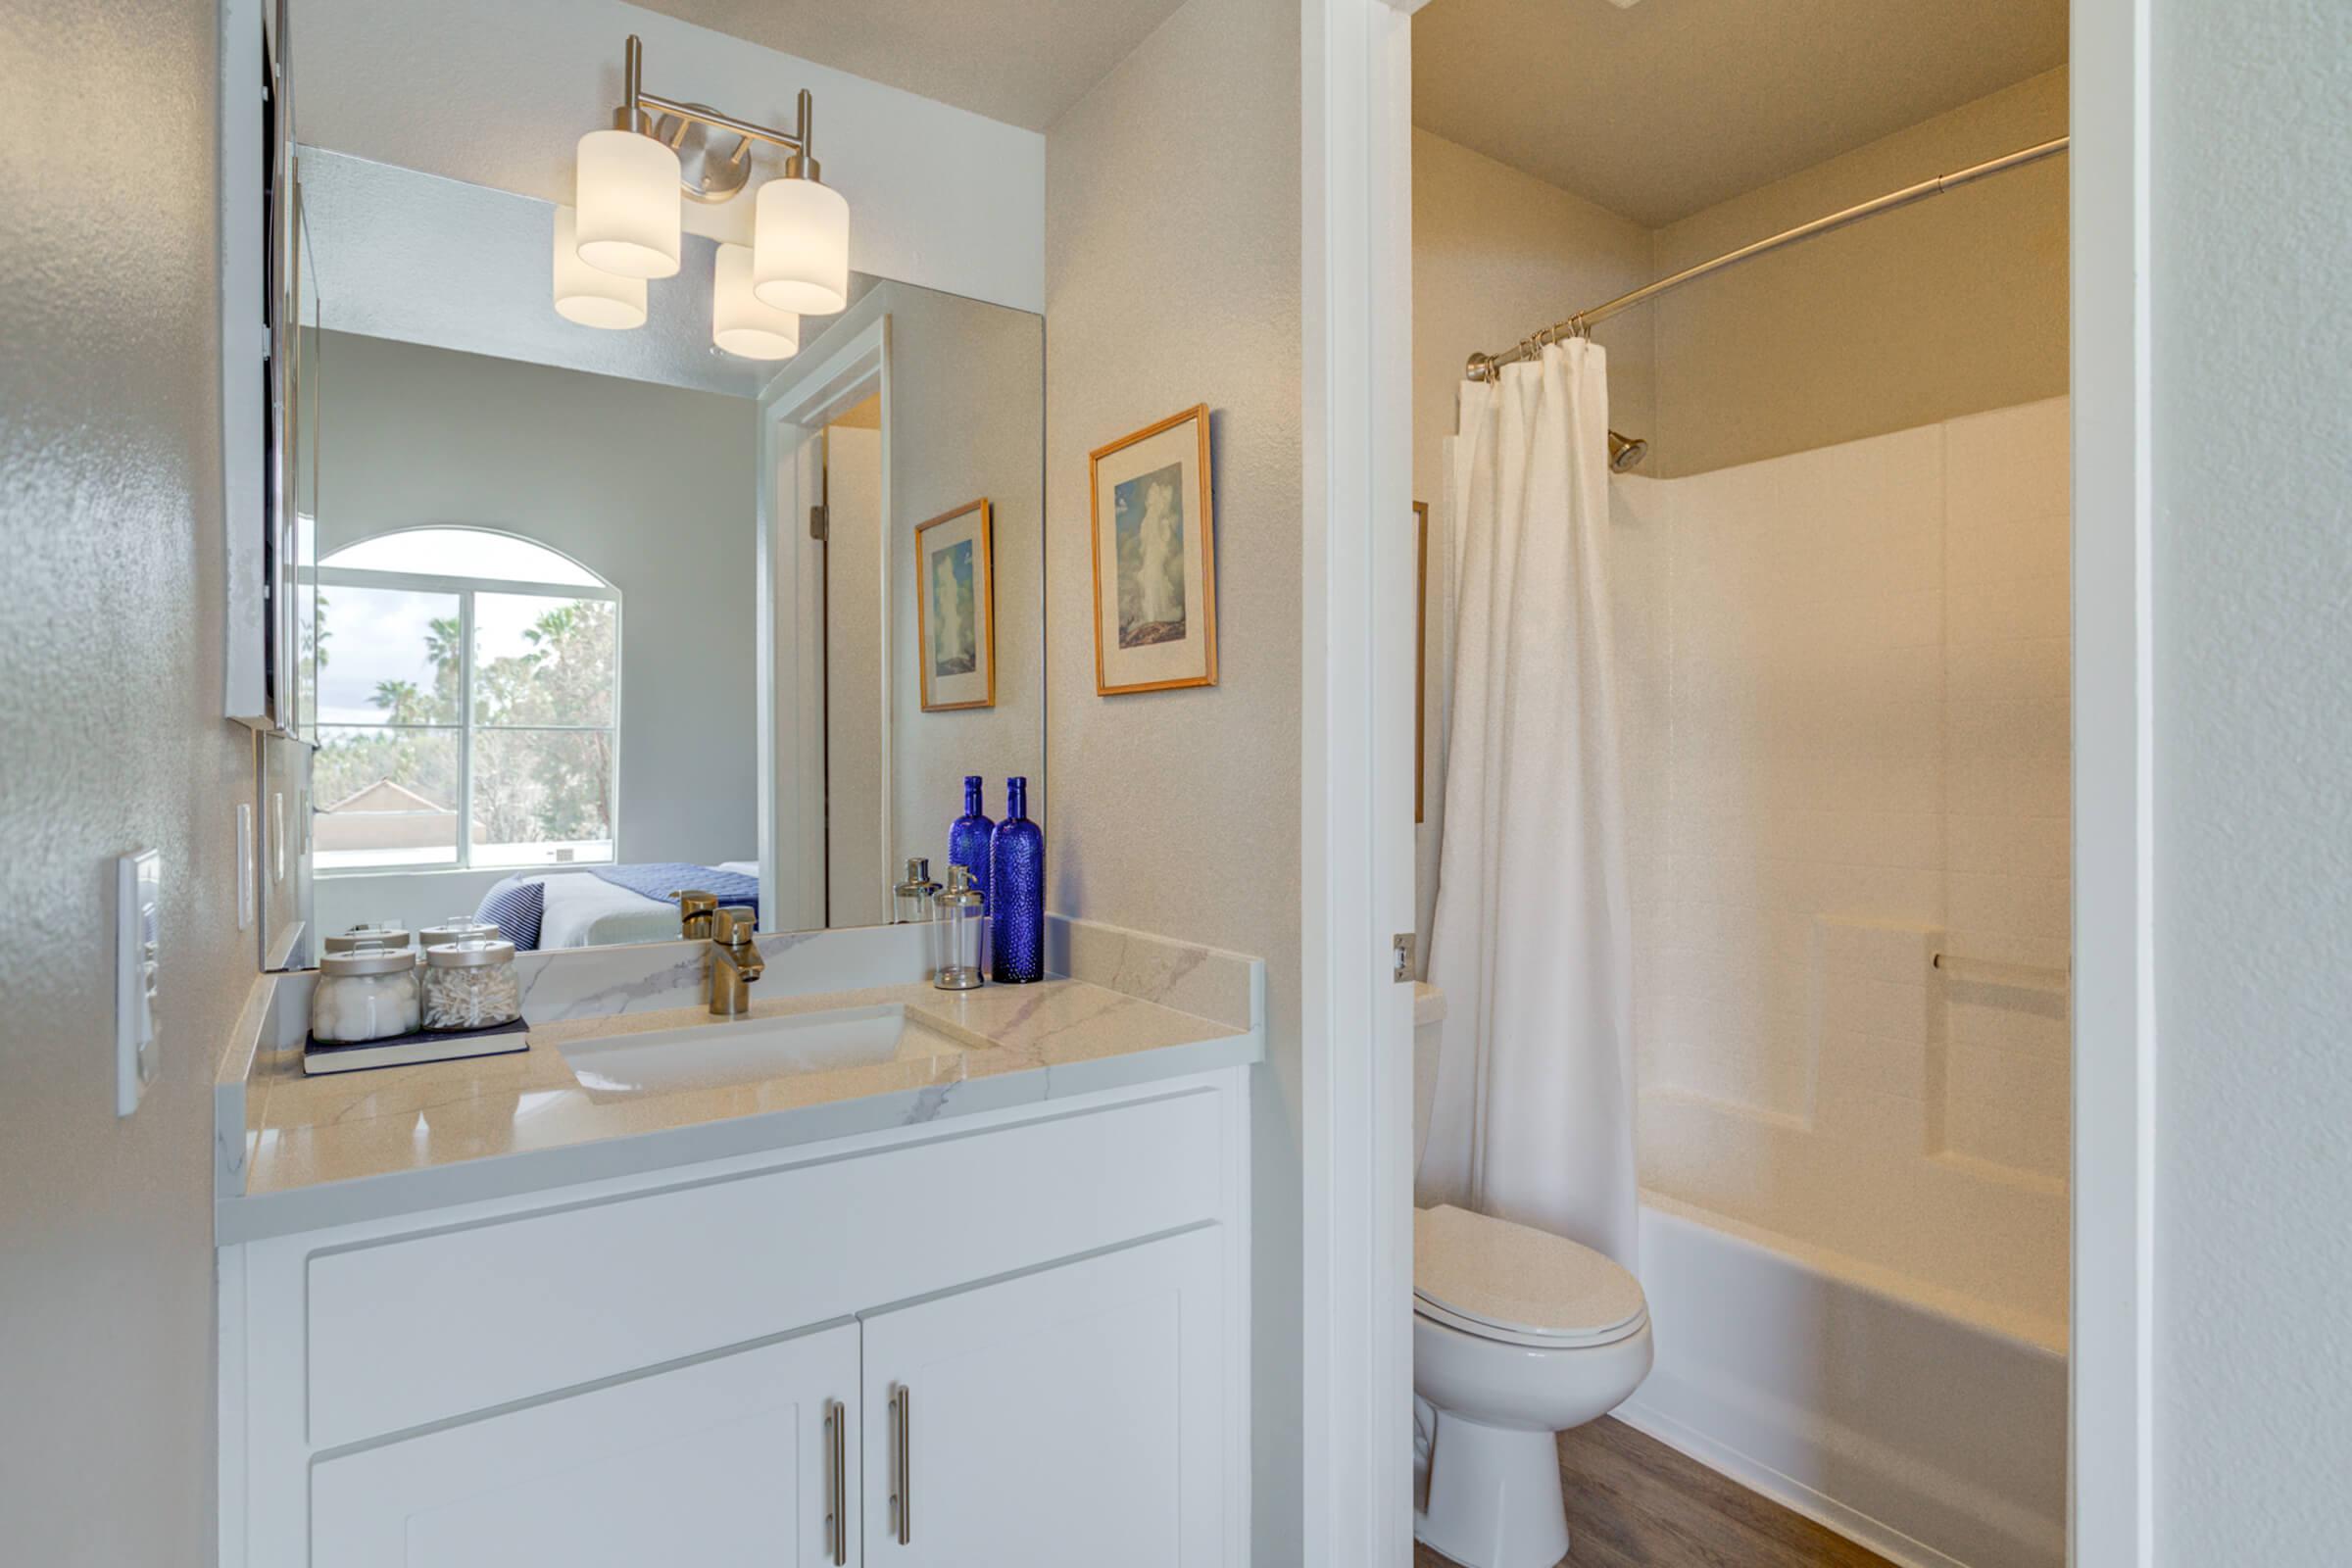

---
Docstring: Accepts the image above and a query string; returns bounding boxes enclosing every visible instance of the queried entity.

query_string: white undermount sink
[559,1004,970,1097]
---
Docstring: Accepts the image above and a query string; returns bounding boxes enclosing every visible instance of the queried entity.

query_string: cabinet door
[862,1227,1227,1566]
[313,1322,859,1568]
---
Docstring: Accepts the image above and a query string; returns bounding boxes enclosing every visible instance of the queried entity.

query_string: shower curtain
[1418,338,1639,1269]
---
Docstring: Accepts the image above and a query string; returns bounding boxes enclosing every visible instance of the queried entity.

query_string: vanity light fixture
[552,207,650,329]
[556,33,851,355]
[574,125,685,279]
[753,158,849,315]
[712,243,802,360]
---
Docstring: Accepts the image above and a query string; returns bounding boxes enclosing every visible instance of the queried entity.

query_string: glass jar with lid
[323,923,412,956]
[420,938,523,1032]
[419,916,500,951]
[312,946,422,1044]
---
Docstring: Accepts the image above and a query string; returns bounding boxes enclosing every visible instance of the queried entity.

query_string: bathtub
[1616,1196,2067,1568]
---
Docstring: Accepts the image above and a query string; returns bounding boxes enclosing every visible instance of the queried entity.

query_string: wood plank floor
[1414,1417,1894,1568]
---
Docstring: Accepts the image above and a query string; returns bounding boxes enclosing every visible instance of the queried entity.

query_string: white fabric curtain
[1417,338,1639,1269]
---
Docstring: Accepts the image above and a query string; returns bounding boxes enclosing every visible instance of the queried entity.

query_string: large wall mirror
[264,1,1044,965]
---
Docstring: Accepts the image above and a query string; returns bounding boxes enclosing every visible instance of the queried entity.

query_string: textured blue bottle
[947,775,995,910]
[990,776,1045,983]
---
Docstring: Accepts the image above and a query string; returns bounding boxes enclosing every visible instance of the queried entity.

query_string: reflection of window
[310,528,618,872]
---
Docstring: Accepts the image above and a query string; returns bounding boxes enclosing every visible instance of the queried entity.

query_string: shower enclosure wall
[1617,397,2072,1333]
[1608,400,2071,1568]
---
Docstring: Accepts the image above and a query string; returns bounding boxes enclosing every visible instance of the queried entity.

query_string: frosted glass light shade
[574,128,682,279]
[753,174,850,315]
[712,243,801,360]
[552,207,648,329]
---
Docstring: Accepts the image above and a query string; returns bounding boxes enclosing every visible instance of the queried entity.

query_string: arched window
[310,528,619,872]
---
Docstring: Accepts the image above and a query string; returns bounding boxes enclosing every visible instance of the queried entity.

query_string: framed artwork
[1089,404,1217,695]
[1414,501,1429,823]
[914,498,996,711]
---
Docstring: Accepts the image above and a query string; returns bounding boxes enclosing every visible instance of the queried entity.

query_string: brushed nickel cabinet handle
[826,1398,848,1566]
[892,1384,912,1545]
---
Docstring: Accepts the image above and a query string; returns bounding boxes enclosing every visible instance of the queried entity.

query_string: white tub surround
[1618,399,2074,1310]
[1620,1199,2065,1568]
[218,915,1258,1568]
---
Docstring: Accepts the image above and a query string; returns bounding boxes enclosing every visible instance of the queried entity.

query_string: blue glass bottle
[948,775,994,911]
[990,776,1045,984]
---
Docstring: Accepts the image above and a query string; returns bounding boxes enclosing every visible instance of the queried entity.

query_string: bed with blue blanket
[473,861,760,951]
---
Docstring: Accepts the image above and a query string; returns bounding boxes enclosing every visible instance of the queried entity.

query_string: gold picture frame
[914,498,996,711]
[1089,404,1217,695]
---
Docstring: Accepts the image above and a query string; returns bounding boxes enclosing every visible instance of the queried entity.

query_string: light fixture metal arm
[618,34,816,170]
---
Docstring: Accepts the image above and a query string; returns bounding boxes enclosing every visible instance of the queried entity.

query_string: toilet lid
[1414,1205,1647,1347]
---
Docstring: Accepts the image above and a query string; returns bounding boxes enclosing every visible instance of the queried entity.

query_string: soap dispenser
[932,864,986,991]
[892,858,942,925]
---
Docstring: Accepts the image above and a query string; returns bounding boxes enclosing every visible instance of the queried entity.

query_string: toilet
[1412,1203,1653,1568]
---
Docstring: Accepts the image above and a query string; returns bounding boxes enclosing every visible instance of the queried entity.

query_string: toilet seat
[1413,1204,1647,1349]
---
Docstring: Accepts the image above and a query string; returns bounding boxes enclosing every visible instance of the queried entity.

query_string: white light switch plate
[117,849,162,1116]
[237,803,255,930]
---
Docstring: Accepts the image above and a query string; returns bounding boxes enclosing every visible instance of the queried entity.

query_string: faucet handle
[676,890,718,940]
[712,906,758,945]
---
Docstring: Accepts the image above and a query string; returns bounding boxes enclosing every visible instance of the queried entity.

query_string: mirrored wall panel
[273,4,1043,963]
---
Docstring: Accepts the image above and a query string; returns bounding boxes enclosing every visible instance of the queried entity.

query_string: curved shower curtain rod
[1466,135,2071,381]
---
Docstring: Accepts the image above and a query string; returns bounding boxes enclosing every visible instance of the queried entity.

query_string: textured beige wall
[315,332,761,871]
[0,0,241,1558]
[1411,128,1657,514]
[1650,68,2068,477]
[1043,0,1302,1555]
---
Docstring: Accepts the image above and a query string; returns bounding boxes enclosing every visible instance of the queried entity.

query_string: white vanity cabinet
[219,1071,1250,1568]
[311,1324,861,1567]
[861,1226,1225,1566]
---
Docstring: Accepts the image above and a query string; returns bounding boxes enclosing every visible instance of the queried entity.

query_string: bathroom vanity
[215,917,1261,1567]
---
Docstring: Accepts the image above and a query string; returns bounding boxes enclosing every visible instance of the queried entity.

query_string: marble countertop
[218,916,1263,1244]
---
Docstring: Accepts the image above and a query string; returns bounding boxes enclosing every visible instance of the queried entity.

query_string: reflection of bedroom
[311,332,763,947]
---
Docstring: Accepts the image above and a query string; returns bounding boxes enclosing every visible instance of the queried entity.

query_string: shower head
[1607,429,1649,472]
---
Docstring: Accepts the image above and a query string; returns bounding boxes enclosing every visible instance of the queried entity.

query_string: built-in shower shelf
[1931,952,2072,990]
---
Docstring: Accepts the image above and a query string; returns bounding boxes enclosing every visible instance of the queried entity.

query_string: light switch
[117,849,162,1117]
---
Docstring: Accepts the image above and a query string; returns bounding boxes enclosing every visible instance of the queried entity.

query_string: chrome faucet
[708,905,763,1016]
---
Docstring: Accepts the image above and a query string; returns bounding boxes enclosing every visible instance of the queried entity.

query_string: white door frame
[2068,0,2156,1561]
[1301,1,1420,1564]
[756,316,894,935]
[1301,1,2158,1564]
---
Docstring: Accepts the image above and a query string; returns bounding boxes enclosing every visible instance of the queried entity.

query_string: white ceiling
[1413,0,2067,227]
[628,0,1193,131]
